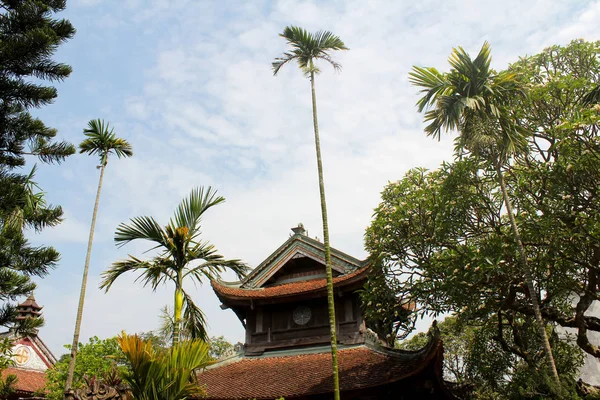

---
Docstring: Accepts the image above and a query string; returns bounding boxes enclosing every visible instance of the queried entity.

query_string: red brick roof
[212,266,369,300]
[3,367,47,394]
[197,342,443,400]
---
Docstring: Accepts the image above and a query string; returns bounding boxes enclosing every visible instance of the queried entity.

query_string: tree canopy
[366,39,600,398]
[0,0,75,335]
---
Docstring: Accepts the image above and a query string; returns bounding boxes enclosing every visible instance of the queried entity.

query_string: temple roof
[196,329,452,400]
[246,225,365,287]
[212,264,370,301]
[211,225,369,304]
[17,294,42,311]
[3,367,47,395]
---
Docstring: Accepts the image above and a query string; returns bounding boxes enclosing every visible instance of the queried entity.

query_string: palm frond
[99,256,173,292]
[317,52,342,73]
[182,290,209,342]
[183,240,249,281]
[115,216,167,248]
[272,53,298,75]
[314,30,348,52]
[170,187,224,238]
[409,66,451,113]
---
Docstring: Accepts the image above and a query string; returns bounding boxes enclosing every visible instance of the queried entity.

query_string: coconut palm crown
[79,119,133,165]
[272,26,348,77]
[100,187,249,345]
[409,42,526,162]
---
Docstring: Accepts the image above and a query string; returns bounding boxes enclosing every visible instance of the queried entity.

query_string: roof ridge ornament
[364,328,386,347]
[291,223,306,236]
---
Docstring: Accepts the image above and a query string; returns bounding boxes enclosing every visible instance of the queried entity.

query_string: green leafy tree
[0,0,76,334]
[208,336,234,360]
[359,261,414,346]
[0,337,16,398]
[100,187,248,346]
[272,26,348,400]
[399,317,583,399]
[365,151,596,396]
[46,336,126,400]
[118,333,210,400]
[144,306,235,359]
[64,120,133,393]
[409,41,561,387]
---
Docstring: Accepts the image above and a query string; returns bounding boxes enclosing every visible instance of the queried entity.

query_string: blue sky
[23,0,599,356]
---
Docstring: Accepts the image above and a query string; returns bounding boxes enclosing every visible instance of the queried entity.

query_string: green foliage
[0,0,75,333]
[208,336,234,360]
[118,333,210,400]
[399,317,583,399]
[0,337,16,398]
[359,260,414,346]
[100,187,249,345]
[368,39,600,397]
[45,336,126,400]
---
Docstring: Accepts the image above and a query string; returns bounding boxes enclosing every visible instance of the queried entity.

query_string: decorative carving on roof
[64,381,129,400]
[364,328,386,347]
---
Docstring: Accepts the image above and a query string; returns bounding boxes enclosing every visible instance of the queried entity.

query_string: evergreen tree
[0,0,76,334]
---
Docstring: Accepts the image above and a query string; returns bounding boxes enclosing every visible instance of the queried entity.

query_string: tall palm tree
[272,26,348,400]
[64,119,133,395]
[99,187,248,346]
[118,332,211,400]
[409,43,561,388]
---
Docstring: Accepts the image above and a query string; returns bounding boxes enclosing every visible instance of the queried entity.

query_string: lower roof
[3,367,47,394]
[197,333,447,400]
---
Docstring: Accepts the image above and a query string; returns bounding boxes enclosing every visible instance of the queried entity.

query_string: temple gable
[212,224,369,354]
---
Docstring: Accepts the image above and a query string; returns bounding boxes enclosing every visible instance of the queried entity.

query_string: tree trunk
[310,70,340,400]
[173,285,184,347]
[64,164,106,396]
[493,159,562,389]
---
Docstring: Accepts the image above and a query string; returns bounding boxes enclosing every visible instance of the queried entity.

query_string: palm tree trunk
[64,164,106,396]
[493,159,561,388]
[310,70,340,400]
[173,286,184,347]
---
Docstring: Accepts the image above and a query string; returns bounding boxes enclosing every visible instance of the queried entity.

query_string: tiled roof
[197,341,443,400]
[212,265,369,300]
[3,367,47,394]
[241,234,365,288]
[18,294,42,310]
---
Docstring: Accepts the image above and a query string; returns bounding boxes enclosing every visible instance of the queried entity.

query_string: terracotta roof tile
[197,343,442,400]
[3,367,47,394]
[212,266,369,300]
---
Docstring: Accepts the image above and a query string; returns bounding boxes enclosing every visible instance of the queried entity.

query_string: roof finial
[291,223,306,236]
